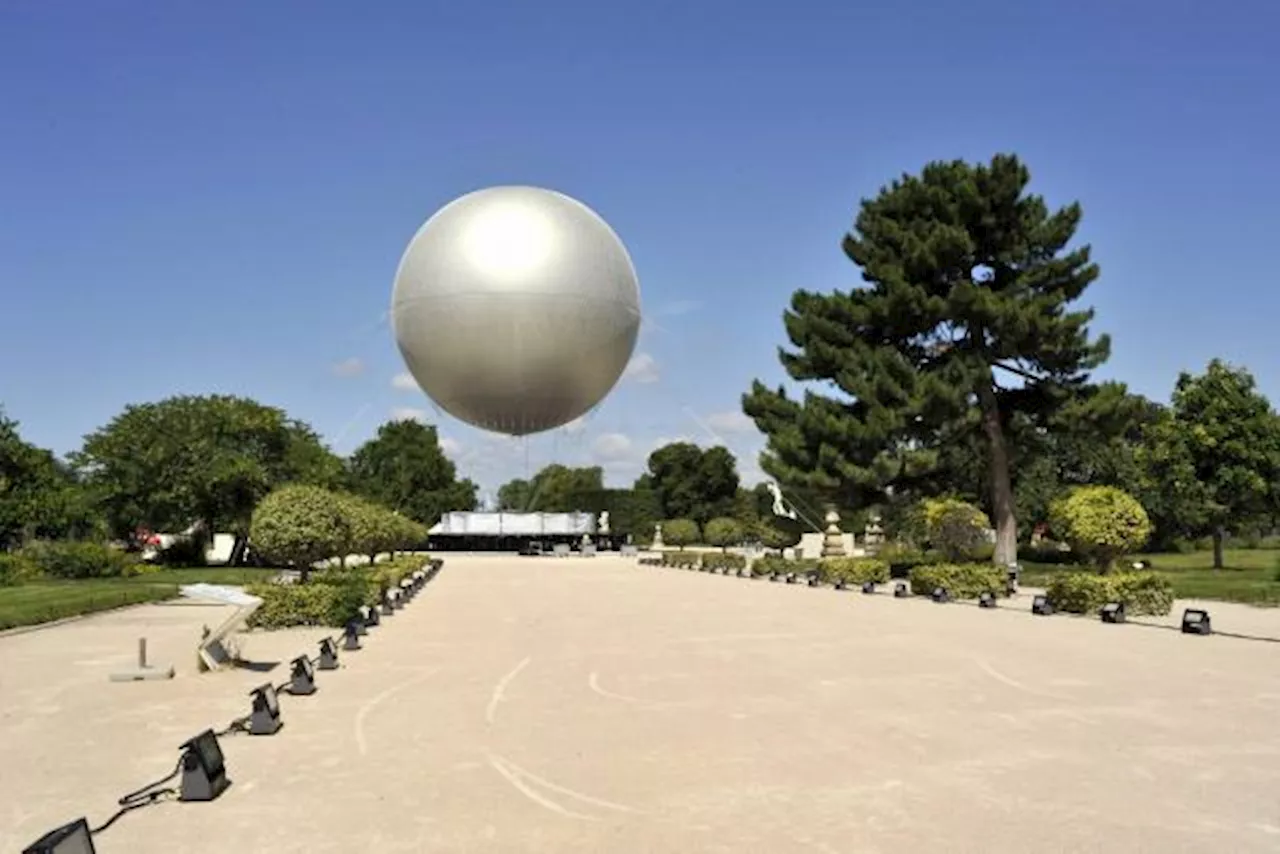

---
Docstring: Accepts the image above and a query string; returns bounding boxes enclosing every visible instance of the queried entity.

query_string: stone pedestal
[821,508,846,558]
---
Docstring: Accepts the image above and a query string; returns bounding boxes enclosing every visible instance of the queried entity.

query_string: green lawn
[0,566,283,632]
[1020,549,1280,607]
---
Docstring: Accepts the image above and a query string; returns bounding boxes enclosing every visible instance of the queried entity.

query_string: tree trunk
[977,380,1018,567]
[1212,527,1225,570]
[228,534,249,567]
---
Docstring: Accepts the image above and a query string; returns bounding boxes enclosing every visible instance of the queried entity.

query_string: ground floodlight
[362,605,379,628]
[1181,608,1212,635]
[978,591,997,609]
[288,655,317,695]
[343,620,362,651]
[861,581,877,594]
[785,572,799,584]
[931,586,950,603]
[1031,594,1054,616]
[400,578,414,598]
[249,683,283,735]
[381,590,396,616]
[737,567,749,577]
[391,588,406,610]
[1100,602,1126,624]
[770,572,782,583]
[1005,579,1018,597]
[178,728,231,802]
[318,637,340,670]
[22,817,95,854]
[807,574,821,587]
[833,579,847,591]
[893,581,909,598]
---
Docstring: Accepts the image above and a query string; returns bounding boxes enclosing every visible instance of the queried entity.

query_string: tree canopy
[347,418,478,526]
[1138,360,1280,567]
[744,153,1111,565]
[645,442,739,526]
[497,464,604,512]
[71,395,340,560]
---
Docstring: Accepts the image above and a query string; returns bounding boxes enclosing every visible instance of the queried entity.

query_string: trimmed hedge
[909,563,1006,599]
[1043,571,1174,616]
[751,555,818,577]
[246,555,428,629]
[818,557,890,585]
[20,541,141,579]
[661,552,701,569]
[701,552,747,572]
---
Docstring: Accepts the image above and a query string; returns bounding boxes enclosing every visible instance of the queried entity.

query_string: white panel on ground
[180,584,263,672]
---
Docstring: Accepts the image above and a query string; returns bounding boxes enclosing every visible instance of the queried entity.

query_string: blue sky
[2,0,1278,499]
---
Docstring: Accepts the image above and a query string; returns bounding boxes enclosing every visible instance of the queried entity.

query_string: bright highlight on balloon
[460,202,557,280]
[391,186,642,436]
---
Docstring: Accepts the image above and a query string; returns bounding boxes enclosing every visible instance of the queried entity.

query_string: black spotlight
[288,655,317,695]
[248,683,283,735]
[785,572,799,584]
[1181,608,1212,635]
[380,589,395,616]
[343,620,362,651]
[1031,594,1053,615]
[930,586,950,603]
[1100,601,1126,624]
[400,578,414,600]
[893,581,909,598]
[861,581,877,594]
[178,728,231,801]
[362,604,379,628]
[1005,578,1018,597]
[318,637,340,670]
[978,591,997,609]
[807,574,821,587]
[770,572,782,583]
[833,579,847,591]
[737,567,749,577]
[22,817,95,854]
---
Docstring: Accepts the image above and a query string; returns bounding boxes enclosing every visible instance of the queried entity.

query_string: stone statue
[598,510,610,534]
[766,480,797,520]
[652,522,664,549]
[863,514,885,553]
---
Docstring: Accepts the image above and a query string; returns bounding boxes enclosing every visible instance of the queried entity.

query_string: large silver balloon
[391,186,641,436]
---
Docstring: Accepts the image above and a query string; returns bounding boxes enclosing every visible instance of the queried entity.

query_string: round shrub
[703,517,744,551]
[758,519,802,554]
[250,485,348,579]
[1049,486,1151,572]
[662,518,700,550]
[922,498,991,562]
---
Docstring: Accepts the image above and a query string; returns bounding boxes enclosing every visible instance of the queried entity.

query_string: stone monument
[821,507,846,558]
[652,522,664,550]
[863,514,885,553]
[598,510,610,535]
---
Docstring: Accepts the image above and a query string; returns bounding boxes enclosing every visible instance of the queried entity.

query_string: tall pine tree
[743,154,1109,565]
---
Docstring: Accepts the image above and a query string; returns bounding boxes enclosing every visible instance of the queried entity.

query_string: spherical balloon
[391,186,641,436]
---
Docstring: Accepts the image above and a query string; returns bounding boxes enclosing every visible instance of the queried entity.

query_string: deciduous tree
[1139,360,1280,568]
[347,418,478,526]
